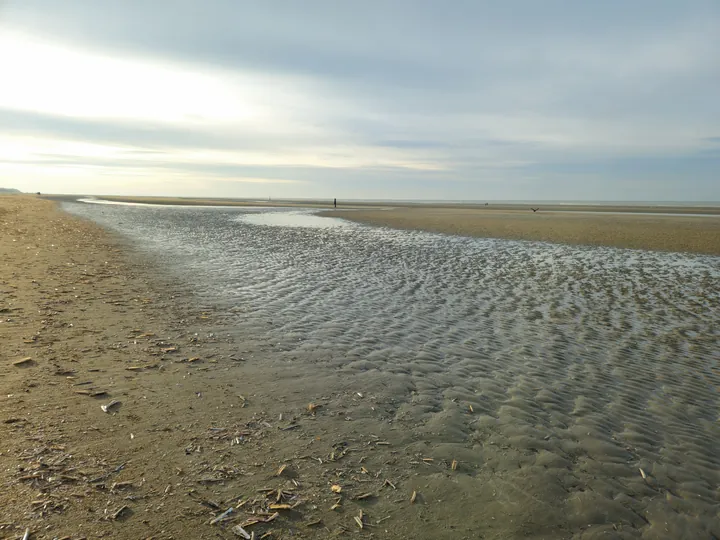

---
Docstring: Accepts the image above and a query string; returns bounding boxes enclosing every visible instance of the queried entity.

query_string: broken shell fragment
[232,524,251,539]
[101,400,121,413]
[13,357,33,366]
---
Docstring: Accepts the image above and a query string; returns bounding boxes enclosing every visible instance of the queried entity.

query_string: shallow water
[64,202,720,538]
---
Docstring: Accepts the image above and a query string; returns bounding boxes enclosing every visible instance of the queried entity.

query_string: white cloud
[1,1,718,200]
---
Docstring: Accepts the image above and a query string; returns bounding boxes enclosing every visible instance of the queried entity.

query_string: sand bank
[326,207,720,255]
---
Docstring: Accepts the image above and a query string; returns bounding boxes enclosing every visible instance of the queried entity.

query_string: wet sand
[326,207,720,255]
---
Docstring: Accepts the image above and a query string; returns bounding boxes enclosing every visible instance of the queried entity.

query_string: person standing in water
[334,198,337,208]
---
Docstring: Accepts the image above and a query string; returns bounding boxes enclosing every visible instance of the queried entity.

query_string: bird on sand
[531,207,539,212]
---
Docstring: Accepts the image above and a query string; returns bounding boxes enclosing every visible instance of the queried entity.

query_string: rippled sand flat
[65,203,720,539]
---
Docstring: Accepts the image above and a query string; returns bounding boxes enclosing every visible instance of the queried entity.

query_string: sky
[1,1,719,201]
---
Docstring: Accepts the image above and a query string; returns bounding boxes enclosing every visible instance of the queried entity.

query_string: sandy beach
[2,195,509,539]
[3,195,719,539]
[1,196,413,539]
[327,207,720,255]
[0,195,245,538]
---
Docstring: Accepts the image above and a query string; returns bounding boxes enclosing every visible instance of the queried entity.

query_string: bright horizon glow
[1,1,718,200]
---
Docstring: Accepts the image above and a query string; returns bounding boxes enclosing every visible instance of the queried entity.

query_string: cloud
[0,1,719,199]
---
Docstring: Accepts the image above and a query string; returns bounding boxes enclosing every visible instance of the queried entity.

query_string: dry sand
[326,207,720,255]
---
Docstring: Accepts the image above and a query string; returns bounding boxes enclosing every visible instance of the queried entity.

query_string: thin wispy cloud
[1,1,718,199]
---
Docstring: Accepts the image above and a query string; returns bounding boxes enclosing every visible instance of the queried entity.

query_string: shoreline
[40,194,720,255]
[40,193,720,215]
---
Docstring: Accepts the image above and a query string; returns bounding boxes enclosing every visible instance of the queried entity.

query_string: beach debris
[356,392,363,398]
[274,464,287,477]
[451,460,458,471]
[331,484,342,493]
[260,487,293,503]
[110,481,135,492]
[210,507,234,525]
[13,357,33,366]
[101,400,121,413]
[354,510,365,530]
[189,492,220,510]
[244,512,281,526]
[232,525,252,539]
[306,518,323,527]
[269,503,292,510]
[110,505,129,520]
[468,404,474,413]
[330,498,342,510]
[307,402,319,415]
[22,528,30,540]
[89,462,126,483]
[410,490,417,504]
[639,468,647,479]
[77,389,107,397]
[356,492,375,500]
[383,479,396,490]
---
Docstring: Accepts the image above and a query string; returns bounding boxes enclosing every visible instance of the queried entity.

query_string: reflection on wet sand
[65,202,720,539]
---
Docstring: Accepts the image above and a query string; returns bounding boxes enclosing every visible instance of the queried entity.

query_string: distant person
[334,198,337,208]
